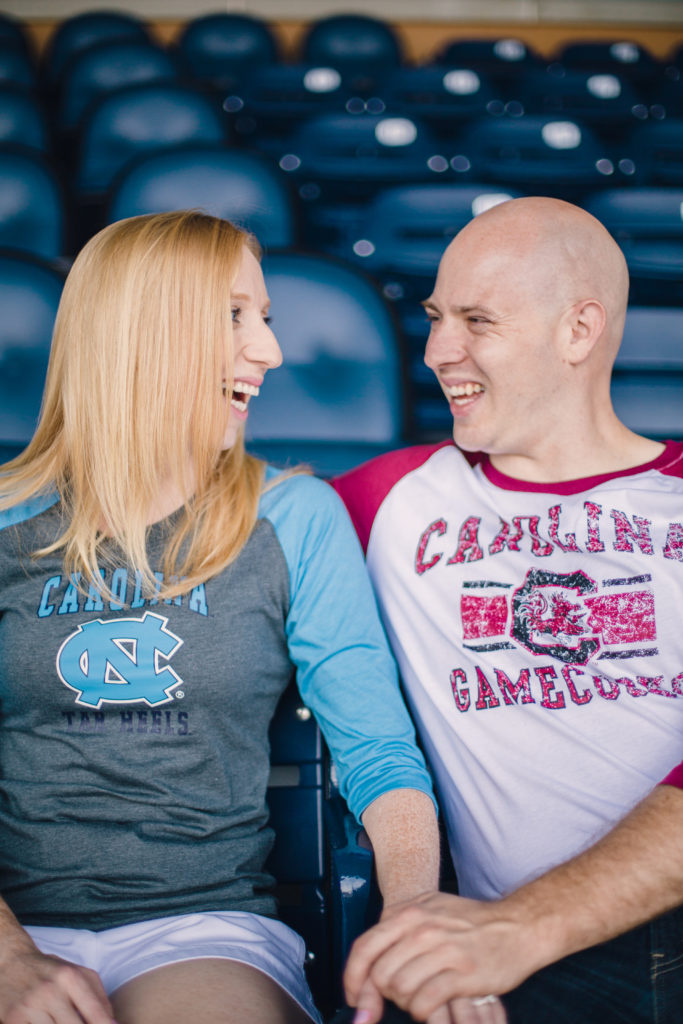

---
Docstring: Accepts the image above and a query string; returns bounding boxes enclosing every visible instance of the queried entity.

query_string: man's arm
[345,784,683,1022]
[0,898,114,1024]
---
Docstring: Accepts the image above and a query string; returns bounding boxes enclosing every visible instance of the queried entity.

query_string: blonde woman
[0,212,439,1024]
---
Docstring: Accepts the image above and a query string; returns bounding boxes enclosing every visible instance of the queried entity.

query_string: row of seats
[3,10,682,92]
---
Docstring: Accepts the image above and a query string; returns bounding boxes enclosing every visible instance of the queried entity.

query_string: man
[333,197,683,1024]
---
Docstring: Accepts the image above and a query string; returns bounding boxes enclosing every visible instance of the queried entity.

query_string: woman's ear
[563,298,607,366]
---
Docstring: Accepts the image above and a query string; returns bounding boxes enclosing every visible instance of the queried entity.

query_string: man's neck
[489,430,666,485]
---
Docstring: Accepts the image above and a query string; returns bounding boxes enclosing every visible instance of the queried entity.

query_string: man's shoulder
[332,441,473,552]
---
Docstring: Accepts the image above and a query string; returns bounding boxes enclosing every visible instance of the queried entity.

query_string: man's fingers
[60,966,114,1024]
[449,996,507,1024]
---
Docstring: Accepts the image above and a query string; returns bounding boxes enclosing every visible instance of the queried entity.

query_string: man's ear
[563,298,607,365]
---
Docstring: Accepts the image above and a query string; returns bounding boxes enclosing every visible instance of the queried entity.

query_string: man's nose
[424,321,467,370]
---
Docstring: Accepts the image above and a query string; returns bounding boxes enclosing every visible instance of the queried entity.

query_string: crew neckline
[479,440,680,494]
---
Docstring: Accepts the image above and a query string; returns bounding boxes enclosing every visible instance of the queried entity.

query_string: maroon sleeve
[332,442,451,553]
[660,762,683,789]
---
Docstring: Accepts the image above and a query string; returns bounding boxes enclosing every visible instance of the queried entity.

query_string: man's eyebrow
[421,300,498,317]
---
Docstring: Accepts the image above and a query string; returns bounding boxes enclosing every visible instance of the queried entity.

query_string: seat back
[513,68,645,132]
[436,37,542,89]
[611,307,683,438]
[0,44,36,89]
[556,39,659,83]
[302,13,401,87]
[246,252,405,475]
[76,83,227,195]
[58,39,180,133]
[108,145,294,249]
[585,187,683,303]
[43,10,149,86]
[622,119,683,186]
[0,251,64,449]
[0,87,47,151]
[177,13,278,90]
[379,65,500,133]
[0,148,64,260]
[454,115,618,193]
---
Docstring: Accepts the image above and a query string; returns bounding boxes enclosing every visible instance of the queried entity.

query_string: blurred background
[0,0,681,475]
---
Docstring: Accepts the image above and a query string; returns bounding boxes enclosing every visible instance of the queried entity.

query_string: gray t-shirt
[0,470,433,930]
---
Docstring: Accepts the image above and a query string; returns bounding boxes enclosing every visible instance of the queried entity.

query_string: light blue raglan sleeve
[259,470,435,823]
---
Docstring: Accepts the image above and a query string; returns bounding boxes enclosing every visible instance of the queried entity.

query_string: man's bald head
[442,197,629,352]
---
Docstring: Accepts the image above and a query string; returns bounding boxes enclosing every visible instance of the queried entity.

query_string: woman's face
[222,246,282,450]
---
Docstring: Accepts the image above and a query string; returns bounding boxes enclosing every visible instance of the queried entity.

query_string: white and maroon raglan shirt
[334,441,683,900]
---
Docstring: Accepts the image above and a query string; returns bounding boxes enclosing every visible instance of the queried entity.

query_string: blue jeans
[330,905,683,1024]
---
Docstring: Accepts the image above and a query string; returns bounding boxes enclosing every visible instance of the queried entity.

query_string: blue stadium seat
[0,251,65,458]
[275,111,448,250]
[58,39,180,133]
[585,187,683,304]
[267,680,373,1017]
[177,13,278,93]
[225,64,353,151]
[512,68,647,141]
[621,118,683,186]
[246,252,406,476]
[76,82,227,197]
[108,145,295,250]
[0,148,65,261]
[435,37,543,90]
[0,14,31,56]
[555,39,660,87]
[451,115,621,197]
[43,10,149,87]
[0,86,48,151]
[301,14,401,91]
[0,43,37,89]
[378,65,501,139]
[611,306,683,439]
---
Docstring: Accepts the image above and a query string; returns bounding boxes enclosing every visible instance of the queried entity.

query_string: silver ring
[471,995,498,1006]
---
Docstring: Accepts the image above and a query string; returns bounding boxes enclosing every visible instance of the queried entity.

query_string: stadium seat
[225,64,353,151]
[246,252,406,476]
[435,37,543,89]
[451,115,621,197]
[75,82,227,197]
[585,187,683,304]
[0,148,65,261]
[301,14,402,91]
[267,680,374,1018]
[0,251,65,459]
[378,65,501,139]
[177,12,278,93]
[0,43,37,89]
[0,13,31,56]
[274,111,449,250]
[58,39,180,134]
[512,67,646,141]
[108,145,295,250]
[621,118,683,185]
[0,86,48,151]
[555,39,660,87]
[43,10,149,87]
[611,306,683,439]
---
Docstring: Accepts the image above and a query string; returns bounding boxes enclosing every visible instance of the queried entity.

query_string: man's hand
[0,945,114,1024]
[345,893,519,1023]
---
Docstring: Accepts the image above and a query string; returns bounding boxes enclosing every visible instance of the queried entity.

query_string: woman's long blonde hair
[0,210,267,599]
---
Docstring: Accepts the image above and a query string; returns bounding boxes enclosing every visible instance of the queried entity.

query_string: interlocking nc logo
[57,612,184,708]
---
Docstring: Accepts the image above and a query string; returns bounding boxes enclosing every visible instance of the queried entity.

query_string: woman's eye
[231,307,241,322]
[263,315,273,326]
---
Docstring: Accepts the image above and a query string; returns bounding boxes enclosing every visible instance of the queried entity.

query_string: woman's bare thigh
[111,957,314,1024]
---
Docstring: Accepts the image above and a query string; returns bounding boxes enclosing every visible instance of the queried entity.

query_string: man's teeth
[448,383,485,399]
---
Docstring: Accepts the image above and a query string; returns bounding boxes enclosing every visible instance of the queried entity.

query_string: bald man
[333,198,683,1024]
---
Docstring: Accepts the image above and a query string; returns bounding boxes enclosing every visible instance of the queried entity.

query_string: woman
[0,212,439,1024]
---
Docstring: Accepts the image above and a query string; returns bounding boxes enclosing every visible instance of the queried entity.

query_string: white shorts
[27,911,322,1023]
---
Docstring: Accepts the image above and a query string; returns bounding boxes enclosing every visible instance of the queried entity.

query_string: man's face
[423,230,569,461]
